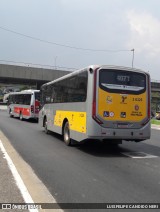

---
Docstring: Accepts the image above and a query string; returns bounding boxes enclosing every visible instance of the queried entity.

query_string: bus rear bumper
[88,122,151,141]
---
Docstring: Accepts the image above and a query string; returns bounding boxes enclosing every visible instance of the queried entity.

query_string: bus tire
[44,117,49,134]
[63,121,71,146]
[19,112,23,121]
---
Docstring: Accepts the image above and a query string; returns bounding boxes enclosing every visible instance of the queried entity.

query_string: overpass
[0,63,71,89]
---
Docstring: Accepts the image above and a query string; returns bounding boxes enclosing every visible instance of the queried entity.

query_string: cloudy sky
[0,0,160,80]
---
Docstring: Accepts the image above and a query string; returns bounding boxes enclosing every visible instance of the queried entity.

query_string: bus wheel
[44,118,49,134]
[19,112,23,121]
[63,121,71,146]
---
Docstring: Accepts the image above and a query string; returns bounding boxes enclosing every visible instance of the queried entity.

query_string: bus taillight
[31,105,34,113]
[92,68,103,125]
[141,74,151,126]
[147,74,151,119]
[35,100,40,113]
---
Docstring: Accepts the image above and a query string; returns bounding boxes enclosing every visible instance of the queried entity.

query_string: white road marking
[151,125,160,130]
[0,139,39,212]
[121,151,158,159]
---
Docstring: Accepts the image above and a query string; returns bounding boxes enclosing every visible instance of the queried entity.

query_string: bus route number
[117,75,130,82]
[133,98,142,102]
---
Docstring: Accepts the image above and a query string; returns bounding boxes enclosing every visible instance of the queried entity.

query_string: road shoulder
[151,124,160,130]
[0,130,62,212]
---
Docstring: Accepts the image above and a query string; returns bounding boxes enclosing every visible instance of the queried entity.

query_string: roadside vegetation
[151,119,160,125]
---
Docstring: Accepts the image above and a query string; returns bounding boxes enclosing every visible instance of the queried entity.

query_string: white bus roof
[9,89,40,95]
[41,65,149,88]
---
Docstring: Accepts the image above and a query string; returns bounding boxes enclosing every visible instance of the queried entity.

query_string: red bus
[8,89,40,120]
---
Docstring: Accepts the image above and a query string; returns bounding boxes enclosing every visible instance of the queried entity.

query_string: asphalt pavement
[0,105,27,211]
[0,106,62,212]
[0,105,160,212]
[0,148,26,211]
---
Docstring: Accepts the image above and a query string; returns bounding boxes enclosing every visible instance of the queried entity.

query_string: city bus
[39,65,151,146]
[8,89,40,120]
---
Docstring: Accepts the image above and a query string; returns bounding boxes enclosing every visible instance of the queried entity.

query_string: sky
[0,0,160,80]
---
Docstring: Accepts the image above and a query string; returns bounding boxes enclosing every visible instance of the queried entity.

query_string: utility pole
[131,49,134,68]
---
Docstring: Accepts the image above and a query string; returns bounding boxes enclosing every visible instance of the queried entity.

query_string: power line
[0,59,77,70]
[0,26,132,52]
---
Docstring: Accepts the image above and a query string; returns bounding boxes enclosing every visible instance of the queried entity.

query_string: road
[0,110,160,210]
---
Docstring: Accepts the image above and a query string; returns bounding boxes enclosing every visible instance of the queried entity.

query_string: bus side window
[51,86,56,103]
[77,82,86,101]
[45,86,52,103]
[24,94,31,105]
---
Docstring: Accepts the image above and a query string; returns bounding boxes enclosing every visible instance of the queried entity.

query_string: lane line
[121,151,158,158]
[0,139,39,212]
[151,125,160,130]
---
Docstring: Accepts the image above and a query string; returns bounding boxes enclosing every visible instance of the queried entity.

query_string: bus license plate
[117,124,128,128]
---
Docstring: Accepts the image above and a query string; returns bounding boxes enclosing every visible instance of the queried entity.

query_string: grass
[151,119,160,125]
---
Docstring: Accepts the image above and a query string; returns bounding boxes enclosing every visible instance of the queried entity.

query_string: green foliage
[20,86,30,91]
[151,119,160,125]
[151,91,160,98]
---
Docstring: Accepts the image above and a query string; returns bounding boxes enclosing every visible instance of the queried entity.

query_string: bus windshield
[99,69,146,94]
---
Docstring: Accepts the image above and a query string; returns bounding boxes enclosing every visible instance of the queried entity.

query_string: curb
[151,124,160,130]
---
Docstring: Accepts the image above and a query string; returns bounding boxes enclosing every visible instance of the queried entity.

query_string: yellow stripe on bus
[54,110,86,133]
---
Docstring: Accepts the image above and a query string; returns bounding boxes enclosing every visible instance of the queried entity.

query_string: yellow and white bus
[39,65,151,145]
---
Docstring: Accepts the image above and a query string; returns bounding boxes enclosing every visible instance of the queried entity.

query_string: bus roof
[8,89,40,95]
[41,65,149,88]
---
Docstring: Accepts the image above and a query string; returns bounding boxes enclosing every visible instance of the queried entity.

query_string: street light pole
[131,49,134,68]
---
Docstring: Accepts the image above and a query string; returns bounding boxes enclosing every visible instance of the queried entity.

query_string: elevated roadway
[0,63,70,89]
